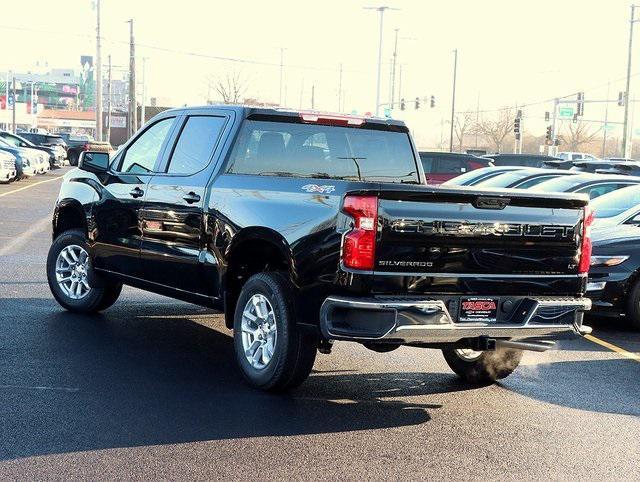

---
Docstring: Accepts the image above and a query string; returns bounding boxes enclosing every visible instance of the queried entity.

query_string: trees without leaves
[559,121,602,151]
[475,107,515,153]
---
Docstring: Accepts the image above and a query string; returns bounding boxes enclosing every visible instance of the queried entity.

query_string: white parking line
[0,175,64,198]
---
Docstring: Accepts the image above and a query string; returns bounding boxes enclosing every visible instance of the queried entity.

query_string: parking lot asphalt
[0,169,639,480]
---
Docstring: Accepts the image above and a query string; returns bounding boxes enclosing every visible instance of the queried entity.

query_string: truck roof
[160,104,409,130]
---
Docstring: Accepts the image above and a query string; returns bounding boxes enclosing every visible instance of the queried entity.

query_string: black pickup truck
[46,106,592,391]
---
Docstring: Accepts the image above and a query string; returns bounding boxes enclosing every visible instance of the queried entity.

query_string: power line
[0,24,369,75]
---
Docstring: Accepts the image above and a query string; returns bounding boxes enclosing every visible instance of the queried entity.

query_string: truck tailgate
[370,185,589,296]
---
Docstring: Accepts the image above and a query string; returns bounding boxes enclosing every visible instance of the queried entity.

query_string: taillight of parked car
[578,206,594,274]
[82,143,89,151]
[342,195,378,270]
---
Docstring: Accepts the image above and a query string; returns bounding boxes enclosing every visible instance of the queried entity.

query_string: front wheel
[625,280,640,331]
[47,229,122,313]
[442,346,523,384]
[233,272,317,391]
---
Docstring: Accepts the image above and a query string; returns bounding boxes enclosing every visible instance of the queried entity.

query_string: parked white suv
[0,151,16,183]
[558,152,599,161]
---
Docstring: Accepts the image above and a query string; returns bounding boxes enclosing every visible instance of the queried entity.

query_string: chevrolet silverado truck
[46,106,592,391]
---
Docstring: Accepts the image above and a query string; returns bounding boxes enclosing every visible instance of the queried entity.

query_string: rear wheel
[68,151,78,166]
[442,346,523,384]
[233,272,317,391]
[625,280,640,331]
[47,229,122,313]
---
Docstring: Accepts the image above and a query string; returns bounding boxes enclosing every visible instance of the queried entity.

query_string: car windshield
[443,167,495,185]
[591,186,640,218]
[475,171,532,188]
[529,175,586,192]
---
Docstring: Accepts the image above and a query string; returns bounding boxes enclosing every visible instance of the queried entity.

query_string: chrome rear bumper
[320,296,591,344]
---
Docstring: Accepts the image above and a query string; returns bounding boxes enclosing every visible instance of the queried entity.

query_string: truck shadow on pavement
[0,298,463,461]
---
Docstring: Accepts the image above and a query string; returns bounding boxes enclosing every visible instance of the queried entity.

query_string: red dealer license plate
[459,297,498,323]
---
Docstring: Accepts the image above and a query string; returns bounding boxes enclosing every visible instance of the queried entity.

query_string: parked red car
[419,151,493,184]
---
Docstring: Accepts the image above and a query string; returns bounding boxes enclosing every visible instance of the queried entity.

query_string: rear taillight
[578,206,593,274]
[342,195,378,270]
[82,143,89,151]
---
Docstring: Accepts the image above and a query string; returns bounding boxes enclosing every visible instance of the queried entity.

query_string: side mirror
[78,151,109,174]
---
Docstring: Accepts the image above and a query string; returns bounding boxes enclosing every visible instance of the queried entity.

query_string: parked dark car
[588,225,640,330]
[530,173,640,199]
[473,168,577,190]
[442,166,524,186]
[19,132,68,152]
[570,159,637,173]
[46,106,592,391]
[60,133,112,165]
[594,162,640,176]
[483,153,561,168]
[0,131,64,168]
[419,151,492,184]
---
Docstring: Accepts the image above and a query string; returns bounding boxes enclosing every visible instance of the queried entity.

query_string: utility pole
[391,28,399,107]
[602,80,610,158]
[364,6,398,116]
[11,77,15,133]
[449,49,458,152]
[337,63,343,112]
[398,64,402,102]
[95,0,103,141]
[475,93,480,147]
[550,98,559,156]
[141,57,147,125]
[127,19,137,139]
[299,78,304,109]
[94,0,103,140]
[311,84,315,110]
[106,54,112,144]
[279,48,284,106]
[623,5,638,158]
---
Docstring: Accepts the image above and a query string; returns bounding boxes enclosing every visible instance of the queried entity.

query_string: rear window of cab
[226,120,419,184]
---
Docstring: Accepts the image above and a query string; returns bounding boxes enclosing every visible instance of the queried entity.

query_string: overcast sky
[1,0,637,146]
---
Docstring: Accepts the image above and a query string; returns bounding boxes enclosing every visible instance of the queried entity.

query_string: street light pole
[391,28,399,108]
[449,49,458,152]
[623,5,638,158]
[364,6,398,116]
[127,19,137,139]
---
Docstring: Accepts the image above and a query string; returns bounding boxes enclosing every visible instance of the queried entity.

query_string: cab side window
[119,117,174,174]
[166,115,226,175]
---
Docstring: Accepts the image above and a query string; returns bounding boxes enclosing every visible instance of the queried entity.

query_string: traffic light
[545,125,552,145]
[514,117,521,141]
[577,92,584,116]
[618,91,626,107]
[400,98,406,111]
[544,111,550,122]
[430,95,435,108]
[572,113,578,123]
[414,97,420,109]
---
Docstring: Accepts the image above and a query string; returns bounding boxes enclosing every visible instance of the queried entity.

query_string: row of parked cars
[424,150,640,331]
[0,131,113,184]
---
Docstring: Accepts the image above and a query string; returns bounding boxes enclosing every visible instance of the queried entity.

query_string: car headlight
[590,255,629,267]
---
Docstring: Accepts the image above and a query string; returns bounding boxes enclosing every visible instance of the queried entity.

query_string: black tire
[68,151,78,166]
[442,346,523,384]
[625,280,640,331]
[47,229,122,313]
[233,272,317,391]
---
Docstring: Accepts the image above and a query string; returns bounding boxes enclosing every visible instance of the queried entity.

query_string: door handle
[129,187,144,198]
[183,192,201,204]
